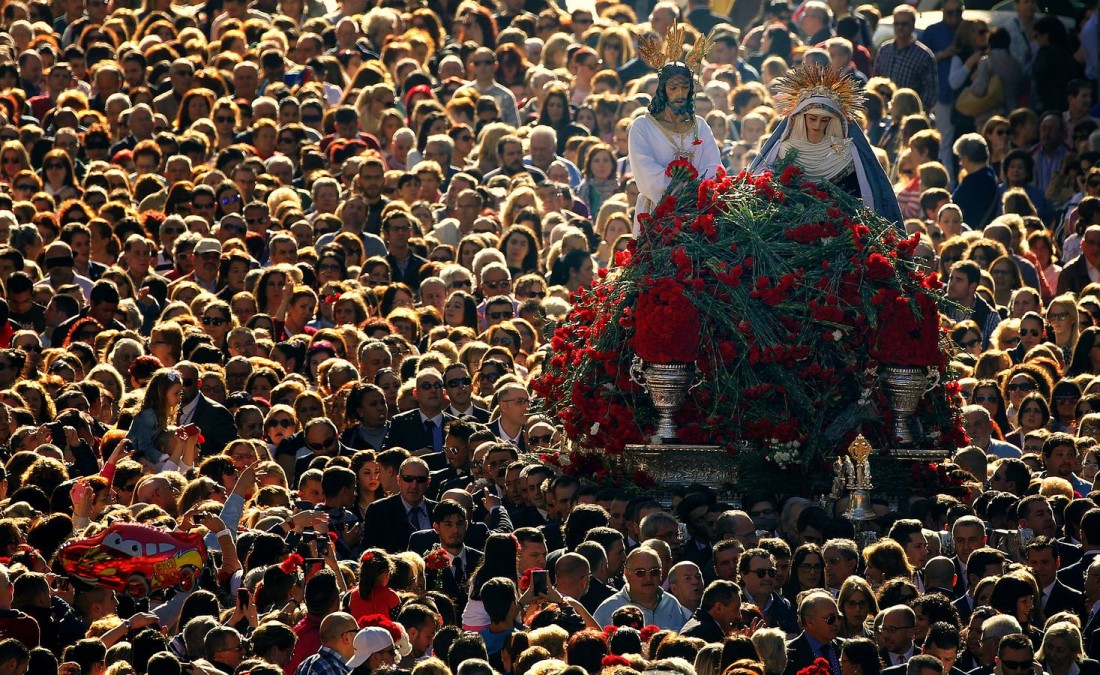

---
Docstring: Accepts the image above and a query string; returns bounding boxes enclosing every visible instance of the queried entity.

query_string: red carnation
[640,625,661,641]
[280,553,304,574]
[602,655,632,668]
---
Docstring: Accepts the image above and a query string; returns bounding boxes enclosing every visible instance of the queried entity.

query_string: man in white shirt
[454,48,520,127]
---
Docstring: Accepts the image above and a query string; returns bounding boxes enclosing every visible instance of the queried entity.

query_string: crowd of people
[0,0,1097,674]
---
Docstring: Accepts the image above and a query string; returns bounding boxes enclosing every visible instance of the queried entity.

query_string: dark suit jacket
[1059,539,1084,567]
[784,633,844,675]
[886,666,969,675]
[361,494,439,553]
[491,419,526,452]
[1043,579,1085,621]
[448,405,491,424]
[384,409,458,455]
[408,524,490,554]
[580,577,615,615]
[386,252,428,292]
[759,592,799,635]
[686,6,727,34]
[508,505,547,529]
[1057,255,1092,296]
[1058,550,1100,592]
[680,611,726,643]
[192,394,237,455]
[426,547,482,612]
[954,593,974,623]
[429,466,473,499]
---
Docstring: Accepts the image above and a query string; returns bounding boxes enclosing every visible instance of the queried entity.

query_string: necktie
[425,419,442,453]
[453,556,466,587]
[408,506,421,530]
[821,644,840,675]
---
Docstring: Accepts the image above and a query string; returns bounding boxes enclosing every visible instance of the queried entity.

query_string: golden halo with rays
[637,24,715,72]
[772,64,865,121]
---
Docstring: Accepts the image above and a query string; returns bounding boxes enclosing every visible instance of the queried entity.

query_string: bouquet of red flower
[797,658,834,675]
[665,158,699,181]
[631,277,701,363]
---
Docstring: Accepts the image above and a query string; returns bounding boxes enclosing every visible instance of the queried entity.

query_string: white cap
[346,627,395,669]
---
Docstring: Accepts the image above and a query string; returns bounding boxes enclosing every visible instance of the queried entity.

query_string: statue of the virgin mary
[749,66,904,231]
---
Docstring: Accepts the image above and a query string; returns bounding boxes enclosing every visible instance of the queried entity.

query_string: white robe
[627,113,722,235]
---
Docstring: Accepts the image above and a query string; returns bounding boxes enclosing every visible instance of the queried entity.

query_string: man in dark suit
[954,547,1009,623]
[381,207,427,293]
[951,516,988,600]
[442,364,490,423]
[423,499,482,613]
[1025,536,1085,622]
[1056,225,1100,296]
[783,591,845,675]
[878,605,918,668]
[429,419,478,500]
[360,457,437,553]
[576,541,616,614]
[176,361,236,455]
[883,655,946,675]
[880,622,968,675]
[384,368,455,471]
[741,548,799,635]
[1058,509,1100,592]
[491,382,530,451]
[294,418,355,483]
[681,580,742,643]
[407,488,512,553]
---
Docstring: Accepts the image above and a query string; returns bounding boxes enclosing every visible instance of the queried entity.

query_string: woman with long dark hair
[538,84,587,155]
[345,548,400,620]
[783,544,825,602]
[461,533,520,630]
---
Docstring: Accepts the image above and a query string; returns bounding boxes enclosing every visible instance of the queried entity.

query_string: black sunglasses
[400,474,428,484]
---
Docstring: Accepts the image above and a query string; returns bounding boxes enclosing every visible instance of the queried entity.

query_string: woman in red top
[346,549,401,621]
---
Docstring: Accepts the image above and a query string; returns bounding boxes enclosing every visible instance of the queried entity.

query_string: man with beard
[626,33,721,235]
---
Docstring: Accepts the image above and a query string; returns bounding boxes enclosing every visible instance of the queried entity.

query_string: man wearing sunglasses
[443,364,490,423]
[739,547,799,635]
[384,369,456,472]
[784,591,844,675]
[593,547,690,630]
[362,457,438,554]
[175,361,237,457]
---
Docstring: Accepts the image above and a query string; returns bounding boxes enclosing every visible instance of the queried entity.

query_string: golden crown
[637,24,716,71]
[772,64,865,120]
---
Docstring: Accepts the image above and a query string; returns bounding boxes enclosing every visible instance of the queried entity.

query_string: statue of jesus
[627,50,721,236]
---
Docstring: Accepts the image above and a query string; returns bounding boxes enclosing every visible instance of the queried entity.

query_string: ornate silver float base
[888,447,952,461]
[622,444,733,504]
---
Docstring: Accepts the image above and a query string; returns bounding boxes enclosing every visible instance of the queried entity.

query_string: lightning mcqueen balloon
[58,522,208,597]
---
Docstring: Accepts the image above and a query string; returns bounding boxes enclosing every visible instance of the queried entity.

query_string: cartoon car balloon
[58,522,208,597]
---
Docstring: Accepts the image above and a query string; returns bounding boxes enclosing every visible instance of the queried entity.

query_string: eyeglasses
[215,115,235,124]
[418,382,444,391]
[798,562,823,573]
[880,624,915,634]
[452,280,472,288]
[526,290,547,298]
[202,316,228,326]
[1049,311,1071,320]
[266,418,294,429]
[446,377,472,388]
[485,279,511,289]
[502,397,530,405]
[1019,328,1041,337]
[481,371,501,382]
[400,474,429,484]
[13,184,34,191]
[1007,381,1036,392]
[308,436,336,451]
[220,194,241,206]
[489,311,513,320]
[962,338,981,348]
[748,568,777,578]
[818,614,840,625]
[182,378,197,387]
[529,433,553,444]
[628,567,661,578]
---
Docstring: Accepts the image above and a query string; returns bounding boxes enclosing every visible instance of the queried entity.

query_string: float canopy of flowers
[532,157,966,493]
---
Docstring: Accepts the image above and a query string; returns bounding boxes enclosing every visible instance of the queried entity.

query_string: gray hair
[751,628,788,675]
[953,133,990,164]
[981,614,1023,640]
[640,511,679,539]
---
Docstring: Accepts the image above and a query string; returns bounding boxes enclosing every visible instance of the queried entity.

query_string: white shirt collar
[178,394,201,424]
[419,411,444,425]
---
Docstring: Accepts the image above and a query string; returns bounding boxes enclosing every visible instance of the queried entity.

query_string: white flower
[832,330,843,341]
[590,422,601,436]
